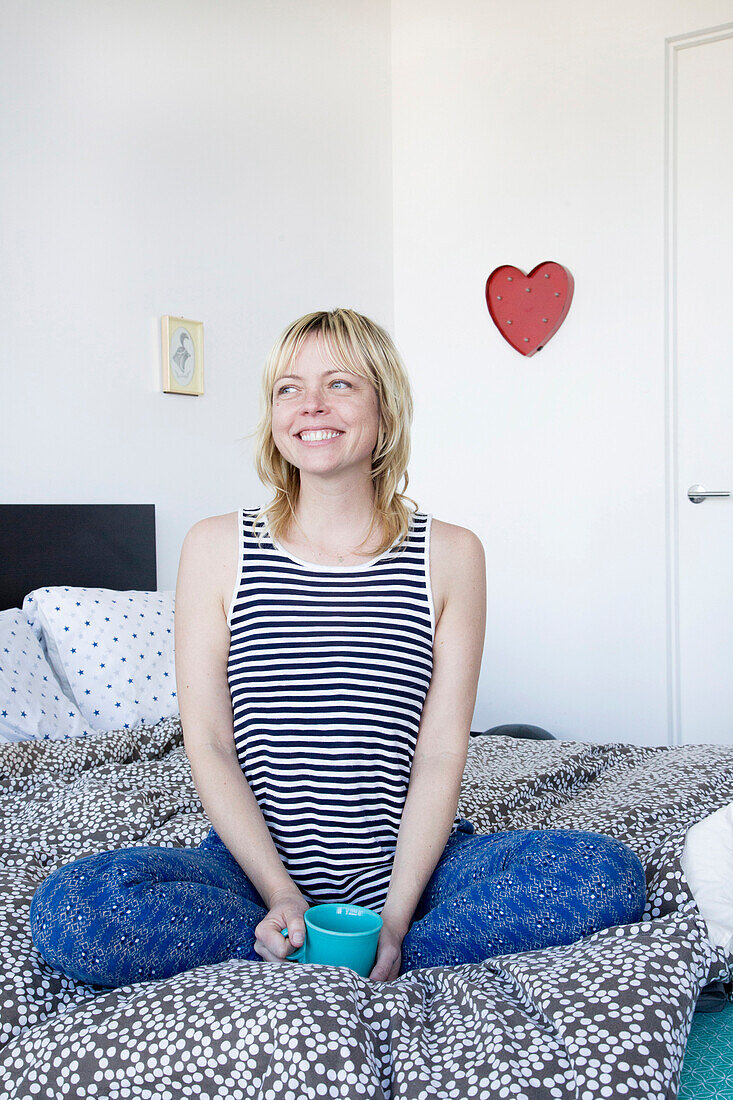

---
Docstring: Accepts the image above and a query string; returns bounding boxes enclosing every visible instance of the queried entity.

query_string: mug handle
[280,927,305,962]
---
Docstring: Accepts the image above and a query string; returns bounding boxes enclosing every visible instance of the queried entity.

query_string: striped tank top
[226,505,462,911]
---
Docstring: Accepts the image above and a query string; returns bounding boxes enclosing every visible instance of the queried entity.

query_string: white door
[674,30,733,744]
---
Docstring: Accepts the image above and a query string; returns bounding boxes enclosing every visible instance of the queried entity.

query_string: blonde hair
[242,308,419,557]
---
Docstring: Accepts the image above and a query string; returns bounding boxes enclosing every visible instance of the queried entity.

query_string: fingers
[253,889,309,966]
[254,926,290,961]
[253,938,288,963]
[254,911,306,962]
[369,944,402,981]
[272,914,306,955]
[284,924,305,952]
[371,962,400,982]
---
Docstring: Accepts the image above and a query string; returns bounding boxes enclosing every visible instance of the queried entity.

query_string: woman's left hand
[368,918,405,982]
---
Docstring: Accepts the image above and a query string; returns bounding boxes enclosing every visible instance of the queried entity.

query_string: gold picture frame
[161,316,204,395]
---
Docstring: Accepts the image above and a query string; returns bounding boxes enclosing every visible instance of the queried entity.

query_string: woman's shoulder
[427,516,485,626]
[184,511,242,618]
[428,515,484,558]
[187,509,240,545]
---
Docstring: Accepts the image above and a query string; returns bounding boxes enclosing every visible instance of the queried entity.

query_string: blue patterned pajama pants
[28,819,646,988]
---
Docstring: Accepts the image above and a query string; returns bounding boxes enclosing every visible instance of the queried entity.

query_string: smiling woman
[244,309,417,568]
[28,308,645,991]
[268,334,381,533]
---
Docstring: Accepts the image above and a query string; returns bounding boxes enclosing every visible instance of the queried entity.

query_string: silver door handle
[687,484,732,504]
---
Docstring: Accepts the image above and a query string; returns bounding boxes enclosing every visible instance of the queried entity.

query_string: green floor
[678,1000,733,1099]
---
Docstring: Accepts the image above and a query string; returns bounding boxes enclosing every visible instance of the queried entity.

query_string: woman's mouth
[296,430,344,446]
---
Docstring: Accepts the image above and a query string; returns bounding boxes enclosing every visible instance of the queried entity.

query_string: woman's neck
[283,504,383,562]
[288,488,379,548]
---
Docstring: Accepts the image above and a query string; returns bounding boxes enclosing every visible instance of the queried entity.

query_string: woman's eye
[276,379,351,395]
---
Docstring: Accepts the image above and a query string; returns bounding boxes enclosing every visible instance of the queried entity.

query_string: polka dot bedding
[0,719,731,1100]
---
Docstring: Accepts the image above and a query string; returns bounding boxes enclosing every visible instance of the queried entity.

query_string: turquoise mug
[280,903,382,977]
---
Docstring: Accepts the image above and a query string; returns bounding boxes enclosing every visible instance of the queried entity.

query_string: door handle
[687,484,732,504]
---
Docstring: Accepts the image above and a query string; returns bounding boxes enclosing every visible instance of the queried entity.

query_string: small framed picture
[161,316,204,395]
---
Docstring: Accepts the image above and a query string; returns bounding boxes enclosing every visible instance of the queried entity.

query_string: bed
[0,504,731,1100]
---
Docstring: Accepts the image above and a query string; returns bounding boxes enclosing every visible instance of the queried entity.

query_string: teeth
[299,430,342,441]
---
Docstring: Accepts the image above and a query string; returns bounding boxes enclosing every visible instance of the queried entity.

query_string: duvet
[0,718,731,1100]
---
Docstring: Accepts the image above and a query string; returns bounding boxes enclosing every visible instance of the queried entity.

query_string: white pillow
[22,587,178,733]
[0,608,94,742]
[681,802,733,954]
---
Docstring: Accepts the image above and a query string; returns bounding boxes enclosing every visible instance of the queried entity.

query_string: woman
[28,308,646,987]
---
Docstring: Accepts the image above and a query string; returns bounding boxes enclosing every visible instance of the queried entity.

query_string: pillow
[0,608,94,742]
[681,803,733,954]
[22,587,177,733]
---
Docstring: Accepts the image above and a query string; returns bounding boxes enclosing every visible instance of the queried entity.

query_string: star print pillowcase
[0,608,94,742]
[22,587,178,734]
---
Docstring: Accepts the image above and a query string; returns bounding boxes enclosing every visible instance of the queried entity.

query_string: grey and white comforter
[0,718,731,1100]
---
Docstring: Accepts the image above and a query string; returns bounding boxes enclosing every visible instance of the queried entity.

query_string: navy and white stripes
[226,506,461,911]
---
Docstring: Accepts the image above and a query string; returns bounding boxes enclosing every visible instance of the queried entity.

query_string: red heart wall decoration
[485,261,574,356]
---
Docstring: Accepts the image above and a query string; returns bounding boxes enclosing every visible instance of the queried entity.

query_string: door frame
[664,21,733,746]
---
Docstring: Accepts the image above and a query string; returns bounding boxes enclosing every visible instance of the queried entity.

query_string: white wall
[6,1,732,747]
[1,0,393,587]
[391,0,733,744]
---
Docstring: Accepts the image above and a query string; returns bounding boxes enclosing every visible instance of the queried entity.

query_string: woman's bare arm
[379,526,487,936]
[174,517,301,906]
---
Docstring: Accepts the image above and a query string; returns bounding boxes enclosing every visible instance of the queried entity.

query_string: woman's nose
[298,388,330,411]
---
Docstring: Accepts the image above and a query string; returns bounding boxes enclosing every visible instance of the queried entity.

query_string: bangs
[319,324,374,381]
[270,316,376,387]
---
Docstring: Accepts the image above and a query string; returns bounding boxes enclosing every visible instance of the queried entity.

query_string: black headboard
[0,505,157,612]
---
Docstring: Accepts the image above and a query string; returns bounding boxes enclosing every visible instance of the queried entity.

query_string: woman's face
[271,333,381,479]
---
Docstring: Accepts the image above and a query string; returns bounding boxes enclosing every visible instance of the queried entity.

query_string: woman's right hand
[253,887,310,962]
